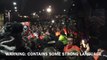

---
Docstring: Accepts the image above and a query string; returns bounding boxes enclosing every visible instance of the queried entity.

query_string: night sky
[0,0,73,15]
[0,0,106,15]
[19,0,72,15]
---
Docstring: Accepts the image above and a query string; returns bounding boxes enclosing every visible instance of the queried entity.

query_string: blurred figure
[80,39,90,60]
[80,39,90,53]
[42,47,56,60]
[93,48,107,60]
[64,36,80,60]
[59,30,68,45]
[57,30,68,52]
[64,36,80,52]
[0,22,30,53]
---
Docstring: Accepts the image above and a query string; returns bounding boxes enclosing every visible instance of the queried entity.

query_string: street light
[24,16,28,18]
[72,4,75,6]
[52,20,55,23]
[14,7,17,9]
[46,7,52,13]
[33,12,36,16]
[64,9,66,12]
[13,2,17,5]
[46,6,52,19]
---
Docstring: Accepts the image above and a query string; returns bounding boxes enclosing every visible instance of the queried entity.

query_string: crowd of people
[0,21,107,60]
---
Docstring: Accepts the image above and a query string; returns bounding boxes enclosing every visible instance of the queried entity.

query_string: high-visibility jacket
[64,45,80,52]
[59,35,68,45]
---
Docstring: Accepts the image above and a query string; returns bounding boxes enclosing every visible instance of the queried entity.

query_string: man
[64,36,80,52]
[59,30,68,45]
[64,36,80,60]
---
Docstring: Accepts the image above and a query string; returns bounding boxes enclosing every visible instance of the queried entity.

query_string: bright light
[47,8,52,13]
[15,10,17,12]
[52,20,55,23]
[62,22,64,24]
[72,4,75,6]
[64,9,66,12]
[14,7,17,9]
[33,12,36,16]
[13,2,17,5]
[24,16,28,18]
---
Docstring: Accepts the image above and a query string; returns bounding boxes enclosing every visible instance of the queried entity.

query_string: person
[97,29,107,60]
[59,30,68,45]
[42,47,57,60]
[64,36,80,52]
[95,27,107,60]
[64,36,80,60]
[91,48,107,60]
[80,39,90,53]
[0,22,31,60]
